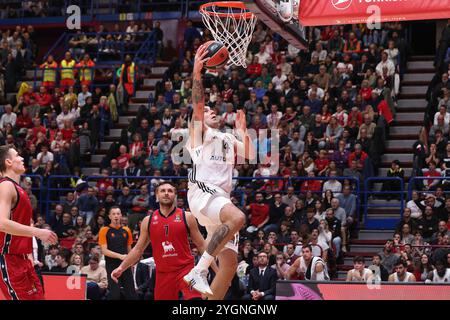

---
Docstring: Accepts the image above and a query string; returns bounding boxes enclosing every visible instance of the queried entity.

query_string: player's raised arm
[111,216,151,282]
[234,109,257,161]
[0,181,57,244]
[189,44,209,148]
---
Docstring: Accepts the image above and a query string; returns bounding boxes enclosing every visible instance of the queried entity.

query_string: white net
[200,2,257,68]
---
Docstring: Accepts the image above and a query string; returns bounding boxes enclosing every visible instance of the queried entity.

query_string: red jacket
[348,112,363,126]
[301,180,322,193]
[377,100,394,124]
[360,87,373,102]
[247,63,262,77]
[16,115,33,129]
[60,128,74,141]
[33,93,52,107]
[348,151,368,168]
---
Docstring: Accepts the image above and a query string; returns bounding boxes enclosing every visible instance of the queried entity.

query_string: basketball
[203,41,229,69]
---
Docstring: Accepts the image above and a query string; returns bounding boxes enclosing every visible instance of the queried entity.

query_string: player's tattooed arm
[192,78,205,105]
[206,224,230,256]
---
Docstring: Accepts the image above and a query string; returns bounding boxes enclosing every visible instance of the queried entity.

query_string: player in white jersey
[183,44,256,299]
[388,259,416,282]
[425,260,450,283]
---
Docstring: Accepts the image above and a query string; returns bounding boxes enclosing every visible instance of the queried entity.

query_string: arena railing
[43,175,365,223]
[408,176,450,200]
[41,31,156,68]
[363,177,405,230]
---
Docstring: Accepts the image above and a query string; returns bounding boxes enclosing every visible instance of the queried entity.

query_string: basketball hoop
[199,1,257,68]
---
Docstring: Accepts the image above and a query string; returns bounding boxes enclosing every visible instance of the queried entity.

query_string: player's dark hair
[395,258,407,267]
[302,244,313,252]
[0,145,13,173]
[353,256,365,264]
[155,181,177,193]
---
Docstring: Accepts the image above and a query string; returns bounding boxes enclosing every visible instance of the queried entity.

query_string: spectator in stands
[116,185,133,215]
[81,255,108,300]
[370,254,389,281]
[337,185,357,220]
[243,251,277,300]
[281,186,299,210]
[44,244,59,271]
[52,249,71,273]
[78,84,92,107]
[0,111,17,142]
[388,258,416,282]
[300,210,319,234]
[156,132,173,156]
[54,212,76,239]
[376,51,395,78]
[378,240,399,274]
[322,170,342,197]
[76,186,99,225]
[380,160,404,200]
[245,192,270,234]
[434,105,450,126]
[129,184,149,228]
[324,208,342,259]
[347,143,368,171]
[417,205,439,242]
[414,254,434,282]
[423,161,442,191]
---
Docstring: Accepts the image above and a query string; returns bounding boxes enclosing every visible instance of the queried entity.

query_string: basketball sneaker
[183,268,213,295]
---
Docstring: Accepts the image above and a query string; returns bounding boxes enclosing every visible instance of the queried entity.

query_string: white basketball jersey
[187,127,237,194]
[431,269,450,283]
[393,271,413,282]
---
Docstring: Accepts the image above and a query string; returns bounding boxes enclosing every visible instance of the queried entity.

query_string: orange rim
[199,1,255,20]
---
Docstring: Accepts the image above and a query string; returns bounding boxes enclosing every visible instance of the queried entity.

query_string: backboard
[243,0,308,50]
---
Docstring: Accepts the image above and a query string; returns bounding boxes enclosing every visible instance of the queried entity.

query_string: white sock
[195,251,214,271]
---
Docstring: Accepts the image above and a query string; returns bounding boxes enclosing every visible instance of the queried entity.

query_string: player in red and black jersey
[111,182,208,300]
[0,146,57,300]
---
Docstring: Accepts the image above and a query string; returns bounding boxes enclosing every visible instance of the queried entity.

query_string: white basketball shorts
[187,181,238,253]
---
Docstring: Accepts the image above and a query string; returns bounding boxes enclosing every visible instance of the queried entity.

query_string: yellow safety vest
[120,62,135,84]
[77,60,95,82]
[42,62,57,82]
[60,59,75,79]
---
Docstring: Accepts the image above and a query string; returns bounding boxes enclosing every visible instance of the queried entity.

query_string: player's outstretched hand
[36,229,58,244]
[193,44,210,75]
[111,266,123,283]
[235,109,247,132]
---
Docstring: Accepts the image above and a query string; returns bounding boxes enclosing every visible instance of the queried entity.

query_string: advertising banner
[299,0,450,26]
[0,274,86,300]
[276,281,450,300]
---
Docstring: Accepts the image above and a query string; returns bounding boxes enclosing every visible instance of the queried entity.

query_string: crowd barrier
[24,174,450,229]
[26,174,366,224]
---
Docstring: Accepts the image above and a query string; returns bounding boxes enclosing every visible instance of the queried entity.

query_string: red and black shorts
[155,264,202,300]
[0,254,44,300]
